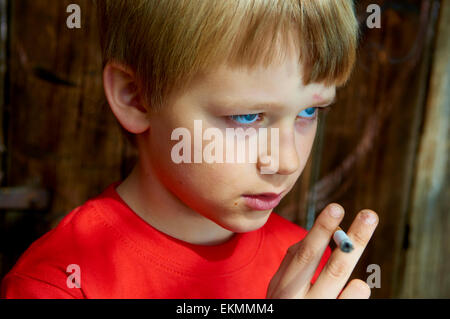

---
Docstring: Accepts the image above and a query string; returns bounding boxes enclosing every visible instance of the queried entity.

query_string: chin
[216,210,272,233]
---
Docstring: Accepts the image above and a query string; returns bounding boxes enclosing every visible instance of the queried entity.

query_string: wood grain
[399,0,449,298]
[1,0,447,298]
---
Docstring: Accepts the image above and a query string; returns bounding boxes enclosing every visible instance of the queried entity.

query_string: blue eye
[230,114,260,124]
[298,107,317,119]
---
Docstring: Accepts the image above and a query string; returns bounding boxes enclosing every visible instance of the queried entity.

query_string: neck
[116,161,235,246]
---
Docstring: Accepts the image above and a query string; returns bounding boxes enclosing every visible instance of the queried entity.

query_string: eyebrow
[216,93,337,112]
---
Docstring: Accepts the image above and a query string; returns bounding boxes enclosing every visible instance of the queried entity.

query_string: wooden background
[0,0,448,298]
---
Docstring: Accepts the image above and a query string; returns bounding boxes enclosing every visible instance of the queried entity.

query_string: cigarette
[333,227,354,253]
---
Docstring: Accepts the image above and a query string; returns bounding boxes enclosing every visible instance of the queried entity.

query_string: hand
[266,203,379,299]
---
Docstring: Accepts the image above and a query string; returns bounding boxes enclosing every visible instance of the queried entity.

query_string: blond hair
[96,0,359,112]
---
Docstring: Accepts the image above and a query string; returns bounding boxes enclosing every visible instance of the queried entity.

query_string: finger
[267,203,344,299]
[306,209,378,299]
[338,279,371,299]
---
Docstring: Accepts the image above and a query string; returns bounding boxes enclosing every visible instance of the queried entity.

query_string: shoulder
[1,183,119,298]
[10,196,110,272]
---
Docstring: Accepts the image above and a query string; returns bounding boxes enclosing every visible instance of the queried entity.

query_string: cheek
[295,121,318,168]
[151,144,246,208]
[148,118,253,196]
[169,163,245,197]
[162,163,252,220]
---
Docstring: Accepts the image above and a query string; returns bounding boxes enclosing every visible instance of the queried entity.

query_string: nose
[257,122,300,175]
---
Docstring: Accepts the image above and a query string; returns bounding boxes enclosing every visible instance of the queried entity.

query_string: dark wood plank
[312,0,440,298]
[1,0,446,299]
[399,0,450,298]
[2,0,137,277]
[279,0,442,298]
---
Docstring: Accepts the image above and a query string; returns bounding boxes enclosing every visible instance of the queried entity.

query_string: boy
[1,0,378,299]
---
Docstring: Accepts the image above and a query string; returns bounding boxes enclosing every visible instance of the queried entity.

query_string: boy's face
[137,49,336,234]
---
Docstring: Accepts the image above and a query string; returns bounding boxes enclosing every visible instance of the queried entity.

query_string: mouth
[241,192,284,211]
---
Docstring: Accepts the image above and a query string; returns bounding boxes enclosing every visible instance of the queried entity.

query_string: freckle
[234,202,238,206]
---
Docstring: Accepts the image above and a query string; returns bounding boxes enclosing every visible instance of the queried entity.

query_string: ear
[103,63,150,134]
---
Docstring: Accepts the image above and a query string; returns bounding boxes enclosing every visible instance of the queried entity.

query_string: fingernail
[329,204,344,218]
[361,210,377,225]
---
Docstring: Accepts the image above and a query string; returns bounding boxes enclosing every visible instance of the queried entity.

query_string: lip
[242,192,283,211]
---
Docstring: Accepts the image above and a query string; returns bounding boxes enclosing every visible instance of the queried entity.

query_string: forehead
[187,60,336,110]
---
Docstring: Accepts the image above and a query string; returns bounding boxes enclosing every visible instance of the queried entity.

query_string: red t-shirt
[1,182,331,299]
